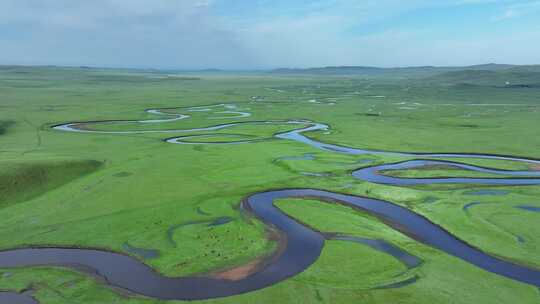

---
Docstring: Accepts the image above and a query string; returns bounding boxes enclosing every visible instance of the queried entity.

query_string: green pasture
[0,66,538,303]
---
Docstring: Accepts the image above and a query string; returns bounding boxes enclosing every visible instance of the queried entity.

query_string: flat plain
[0,65,539,303]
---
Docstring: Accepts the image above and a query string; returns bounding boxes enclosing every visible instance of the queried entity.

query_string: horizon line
[1,62,539,72]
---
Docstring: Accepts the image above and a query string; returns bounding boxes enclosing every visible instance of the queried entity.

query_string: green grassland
[0,66,539,303]
[0,159,102,209]
[382,165,520,178]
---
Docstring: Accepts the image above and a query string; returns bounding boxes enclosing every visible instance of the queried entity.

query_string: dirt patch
[530,164,540,171]
[212,259,263,281]
[208,216,287,282]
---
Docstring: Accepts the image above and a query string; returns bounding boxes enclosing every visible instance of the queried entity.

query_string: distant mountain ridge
[2,64,539,86]
[424,67,540,87]
[270,63,538,77]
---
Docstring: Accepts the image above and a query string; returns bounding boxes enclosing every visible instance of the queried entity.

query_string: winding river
[2,104,540,300]
[353,159,540,186]
[0,291,38,304]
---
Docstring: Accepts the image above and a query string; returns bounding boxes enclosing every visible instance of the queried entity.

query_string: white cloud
[491,1,540,21]
[0,0,260,68]
[492,9,520,21]
[0,0,539,68]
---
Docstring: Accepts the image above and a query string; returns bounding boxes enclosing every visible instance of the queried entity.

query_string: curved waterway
[0,291,38,304]
[5,104,539,300]
[49,104,540,166]
[353,159,540,186]
[1,189,539,301]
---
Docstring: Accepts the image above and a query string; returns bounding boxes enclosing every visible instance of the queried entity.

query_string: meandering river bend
[2,104,539,300]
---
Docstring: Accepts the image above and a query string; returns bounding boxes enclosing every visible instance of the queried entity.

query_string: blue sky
[1,0,539,69]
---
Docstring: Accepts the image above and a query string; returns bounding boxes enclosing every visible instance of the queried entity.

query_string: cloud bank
[1,0,539,68]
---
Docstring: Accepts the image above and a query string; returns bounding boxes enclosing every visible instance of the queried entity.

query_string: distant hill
[270,64,540,87]
[506,65,540,73]
[422,66,540,87]
[2,64,539,85]
[465,63,518,71]
[271,65,451,77]
[273,66,384,75]
[269,64,534,78]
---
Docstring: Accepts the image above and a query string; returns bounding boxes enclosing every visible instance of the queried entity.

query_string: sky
[1,0,540,69]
